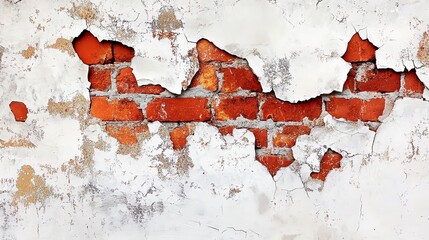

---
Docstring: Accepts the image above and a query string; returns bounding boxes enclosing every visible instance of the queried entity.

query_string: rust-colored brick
[273,125,311,148]
[219,126,267,148]
[116,67,165,94]
[326,97,385,121]
[342,33,377,63]
[170,125,191,150]
[221,67,262,93]
[90,96,143,121]
[189,64,218,91]
[146,98,210,122]
[196,39,236,63]
[9,101,28,122]
[106,123,148,145]
[214,97,258,120]
[112,42,135,62]
[261,96,322,121]
[72,30,113,65]
[88,66,111,91]
[310,152,342,181]
[356,69,401,92]
[404,69,425,95]
[257,155,294,176]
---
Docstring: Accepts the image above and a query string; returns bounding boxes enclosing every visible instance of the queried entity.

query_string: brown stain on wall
[0,137,35,148]
[47,38,75,56]
[69,1,99,24]
[418,31,429,65]
[21,45,36,59]
[13,165,52,207]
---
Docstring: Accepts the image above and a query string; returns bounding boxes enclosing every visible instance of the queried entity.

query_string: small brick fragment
[221,67,262,93]
[90,96,143,121]
[112,42,135,62]
[116,67,165,94]
[342,33,377,63]
[196,39,236,63]
[146,98,210,122]
[404,69,425,95]
[273,125,311,148]
[310,152,342,181]
[88,66,111,91]
[261,96,322,121]
[72,30,113,65]
[257,155,294,176]
[9,101,28,122]
[189,64,218,91]
[356,69,401,92]
[214,97,258,121]
[106,123,148,145]
[326,97,385,121]
[219,126,267,148]
[170,125,191,150]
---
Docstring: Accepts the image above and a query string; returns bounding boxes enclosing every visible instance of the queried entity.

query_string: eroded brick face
[146,98,211,122]
[9,101,28,122]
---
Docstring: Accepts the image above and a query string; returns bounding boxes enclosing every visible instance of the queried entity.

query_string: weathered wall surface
[1,0,429,239]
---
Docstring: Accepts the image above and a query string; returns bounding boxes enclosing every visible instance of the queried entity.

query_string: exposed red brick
[72,30,113,65]
[273,125,311,148]
[343,65,357,92]
[146,98,210,122]
[342,33,377,63]
[261,96,322,121]
[326,97,385,121]
[170,125,191,150]
[196,39,236,63]
[214,97,258,120]
[356,69,401,92]
[112,42,135,62]
[310,152,342,181]
[189,64,218,91]
[106,123,148,145]
[116,67,165,94]
[90,96,143,121]
[257,155,294,176]
[88,66,111,91]
[221,67,262,93]
[404,69,425,95]
[9,101,28,122]
[219,126,267,148]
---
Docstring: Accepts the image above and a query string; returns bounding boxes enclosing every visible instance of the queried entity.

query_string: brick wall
[70,31,425,180]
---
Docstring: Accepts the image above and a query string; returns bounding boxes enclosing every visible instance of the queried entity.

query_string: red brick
[404,69,425,95]
[261,96,322,121]
[273,125,311,148]
[214,97,258,120]
[342,33,377,63]
[343,65,357,92]
[221,68,262,93]
[310,152,342,181]
[106,123,148,145]
[116,67,165,94]
[196,39,236,63]
[88,66,111,91]
[146,98,210,122]
[326,97,385,122]
[356,69,401,92]
[219,126,267,148]
[113,42,135,62]
[170,125,191,150]
[257,155,294,176]
[189,64,218,91]
[72,30,113,65]
[9,101,28,122]
[90,96,143,121]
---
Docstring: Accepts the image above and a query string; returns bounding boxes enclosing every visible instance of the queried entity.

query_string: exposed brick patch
[273,125,311,148]
[261,96,322,121]
[404,69,425,95]
[116,67,165,94]
[146,98,210,122]
[88,66,111,91]
[9,101,28,122]
[189,64,218,91]
[170,125,191,150]
[257,155,294,176]
[72,30,113,65]
[342,65,357,92]
[196,39,236,63]
[310,151,342,181]
[221,67,262,93]
[106,123,148,145]
[356,69,401,92]
[90,96,143,121]
[219,126,267,148]
[214,96,258,121]
[326,97,385,121]
[112,42,135,62]
[342,33,377,63]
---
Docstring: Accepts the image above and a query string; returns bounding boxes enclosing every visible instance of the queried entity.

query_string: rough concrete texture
[1,1,429,239]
